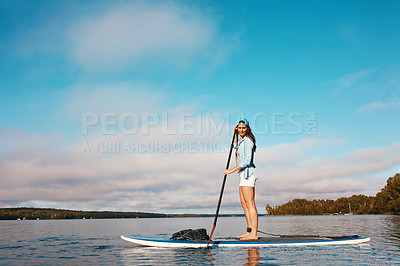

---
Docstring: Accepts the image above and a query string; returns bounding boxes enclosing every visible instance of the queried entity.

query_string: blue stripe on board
[123,236,367,245]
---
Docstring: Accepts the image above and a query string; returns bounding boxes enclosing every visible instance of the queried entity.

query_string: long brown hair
[238,120,257,152]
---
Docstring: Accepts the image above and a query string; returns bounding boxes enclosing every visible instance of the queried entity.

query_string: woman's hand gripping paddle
[207,130,237,248]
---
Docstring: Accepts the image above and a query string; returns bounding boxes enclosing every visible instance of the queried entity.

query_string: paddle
[207,129,237,248]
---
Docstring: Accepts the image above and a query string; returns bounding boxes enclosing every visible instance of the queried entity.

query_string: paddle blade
[207,224,216,248]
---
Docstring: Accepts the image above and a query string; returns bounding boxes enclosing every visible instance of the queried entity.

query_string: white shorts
[238,172,257,187]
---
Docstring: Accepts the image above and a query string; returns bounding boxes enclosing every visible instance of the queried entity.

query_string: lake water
[1,215,399,265]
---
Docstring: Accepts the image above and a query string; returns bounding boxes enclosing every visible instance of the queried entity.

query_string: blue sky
[1,0,399,213]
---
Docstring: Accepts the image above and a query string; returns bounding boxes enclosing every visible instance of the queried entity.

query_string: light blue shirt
[234,136,258,179]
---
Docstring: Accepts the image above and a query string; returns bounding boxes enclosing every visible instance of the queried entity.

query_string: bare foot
[240,233,258,241]
[237,232,250,239]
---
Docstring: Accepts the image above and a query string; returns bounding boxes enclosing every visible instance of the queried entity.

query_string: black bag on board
[170,228,209,241]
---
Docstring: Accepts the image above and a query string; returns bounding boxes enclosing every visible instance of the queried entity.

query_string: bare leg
[239,186,258,241]
[238,186,251,238]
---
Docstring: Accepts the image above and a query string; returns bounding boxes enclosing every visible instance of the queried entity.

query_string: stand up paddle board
[121,235,370,248]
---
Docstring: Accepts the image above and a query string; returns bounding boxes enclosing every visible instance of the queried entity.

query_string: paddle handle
[207,130,236,247]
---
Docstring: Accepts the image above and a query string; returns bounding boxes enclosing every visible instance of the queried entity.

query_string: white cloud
[329,67,378,97]
[0,128,229,211]
[68,2,216,70]
[336,67,378,88]
[255,141,400,206]
[14,1,240,75]
[327,66,400,116]
[1,125,399,212]
[255,138,347,166]
[62,81,166,116]
[58,81,235,148]
[0,82,234,212]
[358,96,400,112]
[329,66,400,96]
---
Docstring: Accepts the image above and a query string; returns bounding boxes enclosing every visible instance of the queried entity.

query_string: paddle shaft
[207,130,237,247]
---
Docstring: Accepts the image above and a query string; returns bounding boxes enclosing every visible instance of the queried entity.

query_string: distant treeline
[266,173,400,215]
[0,208,169,220]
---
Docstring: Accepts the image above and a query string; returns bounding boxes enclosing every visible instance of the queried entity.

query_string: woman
[224,119,258,240]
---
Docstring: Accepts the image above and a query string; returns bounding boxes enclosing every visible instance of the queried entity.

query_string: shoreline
[1,207,398,220]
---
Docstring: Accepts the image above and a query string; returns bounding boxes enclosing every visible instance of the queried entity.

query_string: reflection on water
[245,247,261,266]
[120,246,216,265]
[1,216,400,265]
[120,245,265,266]
[173,248,217,265]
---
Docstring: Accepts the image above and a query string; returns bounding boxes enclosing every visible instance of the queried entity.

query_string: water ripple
[0,216,399,265]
